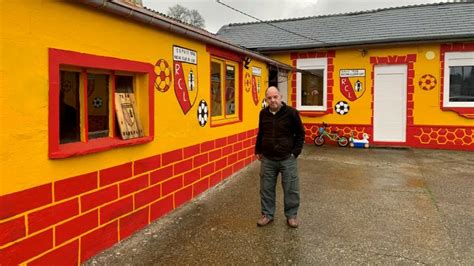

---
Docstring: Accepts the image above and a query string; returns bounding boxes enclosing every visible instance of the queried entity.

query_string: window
[443,52,474,108]
[296,58,327,111]
[49,49,154,158]
[210,57,240,125]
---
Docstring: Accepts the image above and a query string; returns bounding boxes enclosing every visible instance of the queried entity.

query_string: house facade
[0,1,290,264]
[218,2,474,150]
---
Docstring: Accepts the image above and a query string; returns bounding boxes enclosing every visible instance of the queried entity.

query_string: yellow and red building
[218,2,474,150]
[1,1,473,265]
[0,1,290,264]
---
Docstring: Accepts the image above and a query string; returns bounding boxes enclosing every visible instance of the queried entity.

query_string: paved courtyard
[86,145,473,265]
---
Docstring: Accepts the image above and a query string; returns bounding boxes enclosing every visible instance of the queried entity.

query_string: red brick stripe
[80,221,118,263]
[81,186,118,212]
[99,163,133,187]
[0,184,52,220]
[27,240,79,266]
[0,229,53,265]
[54,172,97,201]
[100,196,133,224]
[150,195,173,221]
[134,155,161,175]
[119,207,149,240]
[56,210,98,245]
[0,216,25,246]
[28,199,79,234]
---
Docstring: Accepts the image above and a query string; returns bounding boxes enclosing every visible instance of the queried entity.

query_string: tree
[167,4,205,28]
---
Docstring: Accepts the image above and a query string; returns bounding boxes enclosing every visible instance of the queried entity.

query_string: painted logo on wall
[173,46,198,114]
[251,66,261,105]
[154,59,172,92]
[244,72,251,92]
[418,74,437,91]
[339,69,366,101]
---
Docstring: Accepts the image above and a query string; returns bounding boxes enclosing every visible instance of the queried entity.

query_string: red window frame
[48,48,155,159]
[206,45,243,127]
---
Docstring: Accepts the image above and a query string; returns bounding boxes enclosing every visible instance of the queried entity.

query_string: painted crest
[251,76,259,105]
[244,72,251,92]
[339,69,366,101]
[173,46,198,114]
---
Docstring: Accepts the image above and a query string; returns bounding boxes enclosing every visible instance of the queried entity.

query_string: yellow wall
[0,1,268,195]
[271,45,474,126]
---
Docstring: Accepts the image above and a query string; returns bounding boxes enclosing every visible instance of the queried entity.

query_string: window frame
[206,45,243,127]
[48,48,155,159]
[296,58,328,111]
[443,51,474,108]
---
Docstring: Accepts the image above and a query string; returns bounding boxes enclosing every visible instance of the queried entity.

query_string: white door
[373,65,407,142]
[278,70,288,103]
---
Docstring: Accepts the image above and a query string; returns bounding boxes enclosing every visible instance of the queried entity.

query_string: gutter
[78,0,292,71]
[251,36,474,54]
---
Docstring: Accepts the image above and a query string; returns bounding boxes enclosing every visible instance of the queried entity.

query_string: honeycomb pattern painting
[304,124,370,144]
[414,127,473,146]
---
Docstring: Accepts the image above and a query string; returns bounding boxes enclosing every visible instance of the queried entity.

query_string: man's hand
[256,154,263,161]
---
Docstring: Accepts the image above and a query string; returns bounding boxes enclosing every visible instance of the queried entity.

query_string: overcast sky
[141,0,449,33]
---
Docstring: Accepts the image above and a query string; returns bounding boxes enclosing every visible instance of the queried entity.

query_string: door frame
[373,64,408,143]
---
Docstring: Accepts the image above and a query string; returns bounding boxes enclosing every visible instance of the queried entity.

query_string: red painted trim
[82,69,89,142]
[50,136,153,159]
[206,45,242,62]
[291,50,335,113]
[48,48,155,158]
[439,43,474,118]
[208,52,243,127]
[238,62,243,123]
[299,111,328,117]
[369,54,417,141]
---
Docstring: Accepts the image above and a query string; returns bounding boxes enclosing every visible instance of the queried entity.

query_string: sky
[141,0,449,33]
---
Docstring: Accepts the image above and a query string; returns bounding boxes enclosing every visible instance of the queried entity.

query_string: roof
[216,2,474,52]
[79,0,292,70]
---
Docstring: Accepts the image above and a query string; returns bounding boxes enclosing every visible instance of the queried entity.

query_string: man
[255,86,305,228]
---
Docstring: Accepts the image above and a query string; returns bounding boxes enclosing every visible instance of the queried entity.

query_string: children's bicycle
[313,122,349,147]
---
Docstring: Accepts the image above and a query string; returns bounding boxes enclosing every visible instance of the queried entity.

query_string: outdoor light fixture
[359,49,368,57]
[243,56,251,69]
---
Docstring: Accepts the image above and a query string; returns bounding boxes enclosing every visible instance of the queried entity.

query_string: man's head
[265,86,282,112]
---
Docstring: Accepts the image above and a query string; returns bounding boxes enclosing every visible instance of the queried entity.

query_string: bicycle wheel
[314,136,325,146]
[337,137,349,147]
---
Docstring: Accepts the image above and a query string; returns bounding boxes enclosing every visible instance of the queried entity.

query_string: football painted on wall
[173,46,198,114]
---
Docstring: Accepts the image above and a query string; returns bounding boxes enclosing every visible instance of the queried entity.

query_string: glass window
[209,57,240,125]
[296,58,327,111]
[301,70,324,106]
[225,65,236,115]
[443,52,474,108]
[449,66,474,102]
[211,61,222,117]
[60,71,80,144]
[49,49,154,159]
[87,73,109,139]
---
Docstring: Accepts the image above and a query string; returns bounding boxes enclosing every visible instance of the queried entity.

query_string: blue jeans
[260,155,300,220]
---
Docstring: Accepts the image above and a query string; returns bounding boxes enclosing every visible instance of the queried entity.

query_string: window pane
[87,74,109,139]
[211,62,222,117]
[449,66,474,102]
[60,71,80,144]
[116,75,134,93]
[301,70,324,106]
[225,65,236,115]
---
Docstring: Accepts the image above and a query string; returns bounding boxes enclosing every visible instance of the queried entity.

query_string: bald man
[255,86,305,228]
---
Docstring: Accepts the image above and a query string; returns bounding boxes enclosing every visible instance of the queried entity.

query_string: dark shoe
[287,217,298,228]
[257,215,273,226]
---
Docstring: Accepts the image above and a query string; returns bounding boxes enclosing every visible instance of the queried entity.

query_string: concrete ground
[86,145,473,265]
